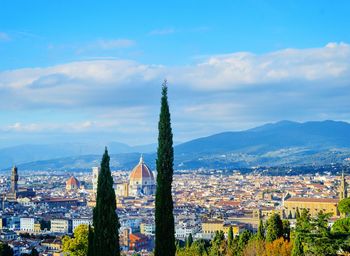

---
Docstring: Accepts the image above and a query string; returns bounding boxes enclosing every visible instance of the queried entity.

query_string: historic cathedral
[116,155,156,197]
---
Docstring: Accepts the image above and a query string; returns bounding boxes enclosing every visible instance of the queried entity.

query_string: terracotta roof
[285,197,339,203]
[66,176,80,187]
[129,156,154,180]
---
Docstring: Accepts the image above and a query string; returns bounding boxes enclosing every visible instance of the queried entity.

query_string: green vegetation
[155,80,176,256]
[92,148,120,256]
[0,243,13,256]
[62,224,89,256]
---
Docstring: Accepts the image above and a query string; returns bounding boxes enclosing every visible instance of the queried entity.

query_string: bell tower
[11,166,18,194]
[339,171,347,201]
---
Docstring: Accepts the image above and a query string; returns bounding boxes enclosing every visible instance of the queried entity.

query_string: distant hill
[2,120,350,171]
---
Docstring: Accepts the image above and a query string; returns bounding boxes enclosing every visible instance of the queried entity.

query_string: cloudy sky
[0,1,350,147]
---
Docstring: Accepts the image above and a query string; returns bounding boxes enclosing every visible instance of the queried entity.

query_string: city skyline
[1,1,350,147]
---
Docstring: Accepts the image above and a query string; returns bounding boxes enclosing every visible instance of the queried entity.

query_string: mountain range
[1,120,350,171]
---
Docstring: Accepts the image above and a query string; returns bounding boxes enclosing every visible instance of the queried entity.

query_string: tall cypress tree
[266,213,283,242]
[155,80,176,256]
[87,225,94,256]
[257,219,265,240]
[93,148,120,256]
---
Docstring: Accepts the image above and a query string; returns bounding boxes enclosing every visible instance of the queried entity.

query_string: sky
[0,0,350,147]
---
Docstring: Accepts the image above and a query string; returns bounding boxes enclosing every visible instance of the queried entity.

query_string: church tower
[339,171,347,201]
[11,166,18,194]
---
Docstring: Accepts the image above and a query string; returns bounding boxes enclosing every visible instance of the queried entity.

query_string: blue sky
[0,0,350,147]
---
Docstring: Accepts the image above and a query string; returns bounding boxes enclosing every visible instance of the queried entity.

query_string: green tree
[332,217,350,234]
[282,219,290,241]
[0,243,13,256]
[238,230,252,256]
[228,226,234,246]
[209,231,226,256]
[257,219,265,241]
[295,209,312,233]
[155,80,175,256]
[266,214,283,242]
[30,248,39,256]
[295,208,300,219]
[93,148,120,256]
[186,233,193,248]
[291,234,304,256]
[338,198,350,215]
[62,224,89,256]
[87,225,94,256]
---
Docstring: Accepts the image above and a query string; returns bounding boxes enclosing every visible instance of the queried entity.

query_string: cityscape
[1,1,350,256]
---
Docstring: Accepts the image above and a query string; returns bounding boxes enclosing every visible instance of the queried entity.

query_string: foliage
[291,234,304,256]
[0,243,13,256]
[209,231,227,256]
[338,198,350,215]
[256,219,265,241]
[186,234,193,248]
[87,225,94,256]
[332,217,350,234]
[242,239,265,256]
[282,219,290,241]
[266,214,283,242]
[93,148,120,256]
[155,80,175,256]
[265,237,292,256]
[176,239,209,256]
[295,209,312,233]
[62,224,89,256]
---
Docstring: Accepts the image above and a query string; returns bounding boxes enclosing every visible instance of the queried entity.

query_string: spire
[139,154,144,164]
[339,171,347,200]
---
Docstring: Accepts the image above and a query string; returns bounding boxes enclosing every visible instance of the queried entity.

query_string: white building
[92,167,100,193]
[72,218,92,232]
[51,219,71,234]
[140,222,155,236]
[20,218,35,232]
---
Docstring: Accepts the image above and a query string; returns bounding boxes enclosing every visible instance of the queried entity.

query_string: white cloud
[0,43,350,143]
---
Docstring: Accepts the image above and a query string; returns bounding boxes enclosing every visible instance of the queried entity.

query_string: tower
[92,167,100,194]
[339,171,347,200]
[11,166,18,194]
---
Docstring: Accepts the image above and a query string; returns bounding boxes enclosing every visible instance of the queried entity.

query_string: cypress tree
[266,213,283,242]
[87,225,94,256]
[155,80,176,256]
[93,148,120,256]
[227,226,234,246]
[257,219,265,240]
[186,233,193,248]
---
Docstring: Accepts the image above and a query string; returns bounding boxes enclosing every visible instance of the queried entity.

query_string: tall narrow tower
[92,167,100,194]
[339,171,347,201]
[11,166,18,194]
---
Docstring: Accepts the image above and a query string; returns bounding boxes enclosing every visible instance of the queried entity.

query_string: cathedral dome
[66,176,80,190]
[129,156,154,182]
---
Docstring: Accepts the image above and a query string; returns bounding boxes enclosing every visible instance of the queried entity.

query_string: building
[117,156,156,197]
[140,222,155,236]
[66,176,80,191]
[339,171,347,200]
[72,218,92,232]
[20,218,35,233]
[201,220,240,238]
[51,219,72,234]
[129,233,152,251]
[7,166,35,201]
[284,197,339,217]
[92,167,100,194]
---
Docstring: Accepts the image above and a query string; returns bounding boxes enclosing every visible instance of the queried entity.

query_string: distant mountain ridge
[2,120,350,171]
